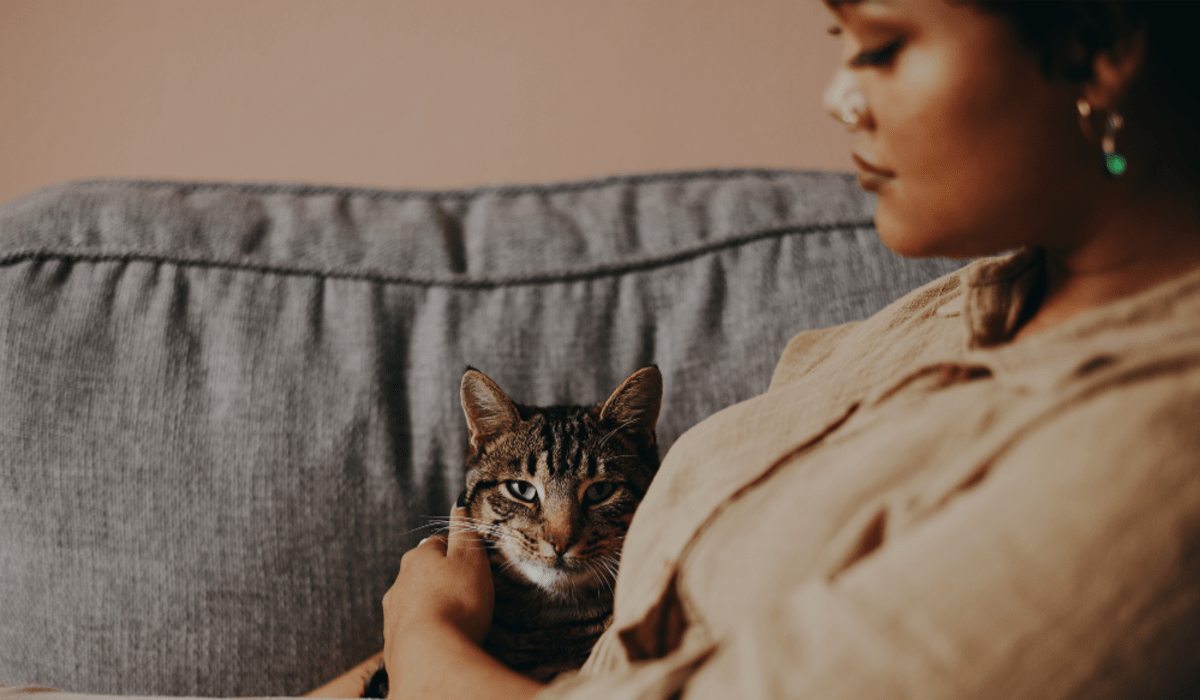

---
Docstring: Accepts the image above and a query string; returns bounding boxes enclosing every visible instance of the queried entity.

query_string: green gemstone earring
[1076,99,1127,178]
[1101,111,1126,177]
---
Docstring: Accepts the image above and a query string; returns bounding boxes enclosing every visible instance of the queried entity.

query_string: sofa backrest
[0,170,964,696]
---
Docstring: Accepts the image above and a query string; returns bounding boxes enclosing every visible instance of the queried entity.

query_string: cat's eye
[505,480,538,502]
[583,482,616,505]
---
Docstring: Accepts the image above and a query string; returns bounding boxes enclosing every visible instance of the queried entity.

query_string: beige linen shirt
[541,250,1200,700]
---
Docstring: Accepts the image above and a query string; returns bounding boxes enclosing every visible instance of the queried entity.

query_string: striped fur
[364,367,661,696]
[462,366,662,681]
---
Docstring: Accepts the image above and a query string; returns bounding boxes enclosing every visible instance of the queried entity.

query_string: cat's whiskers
[595,417,638,452]
[595,553,619,579]
[426,515,495,535]
[395,520,451,539]
[410,515,517,552]
[496,556,521,576]
[603,454,642,462]
[579,559,615,597]
[478,522,537,560]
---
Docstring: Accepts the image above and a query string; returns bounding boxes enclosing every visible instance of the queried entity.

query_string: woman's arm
[533,377,1200,699]
[381,506,545,700]
[305,652,384,698]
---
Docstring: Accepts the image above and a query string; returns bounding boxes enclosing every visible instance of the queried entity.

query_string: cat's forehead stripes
[534,451,551,477]
[527,410,585,477]
[486,404,657,495]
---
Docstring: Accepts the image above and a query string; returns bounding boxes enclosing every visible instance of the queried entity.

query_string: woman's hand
[382,504,494,649]
[381,505,543,700]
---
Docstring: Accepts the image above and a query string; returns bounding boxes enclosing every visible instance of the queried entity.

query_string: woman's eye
[850,39,903,68]
[583,482,617,504]
[505,481,538,502]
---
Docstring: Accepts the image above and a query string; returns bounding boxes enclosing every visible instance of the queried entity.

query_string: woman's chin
[872,184,1033,259]
[874,205,992,259]
[873,210,944,258]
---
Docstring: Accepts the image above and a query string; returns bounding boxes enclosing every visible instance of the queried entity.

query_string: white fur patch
[512,558,596,595]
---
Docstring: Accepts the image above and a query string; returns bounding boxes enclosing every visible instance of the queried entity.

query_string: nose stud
[840,91,869,132]
[840,104,864,131]
[827,71,869,132]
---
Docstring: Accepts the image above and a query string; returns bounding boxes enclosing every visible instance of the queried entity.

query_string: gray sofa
[0,169,963,697]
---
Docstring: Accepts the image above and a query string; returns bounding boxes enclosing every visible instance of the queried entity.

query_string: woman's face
[824,0,1094,258]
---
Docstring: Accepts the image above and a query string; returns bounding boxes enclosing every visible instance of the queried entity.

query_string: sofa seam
[0,220,877,289]
[68,168,857,202]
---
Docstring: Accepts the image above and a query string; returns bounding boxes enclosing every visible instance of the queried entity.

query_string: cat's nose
[544,512,577,556]
[547,535,572,556]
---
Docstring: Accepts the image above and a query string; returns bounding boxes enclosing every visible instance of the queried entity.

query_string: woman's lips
[852,153,895,191]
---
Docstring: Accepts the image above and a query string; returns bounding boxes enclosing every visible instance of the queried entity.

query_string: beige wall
[0,0,849,206]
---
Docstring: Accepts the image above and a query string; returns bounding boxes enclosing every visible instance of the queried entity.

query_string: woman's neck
[1012,181,1200,341]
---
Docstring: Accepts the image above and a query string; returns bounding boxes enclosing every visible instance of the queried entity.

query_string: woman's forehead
[826,0,891,12]
[826,0,922,28]
[829,0,997,35]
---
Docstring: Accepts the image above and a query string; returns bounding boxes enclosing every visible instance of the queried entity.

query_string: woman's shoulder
[768,255,994,392]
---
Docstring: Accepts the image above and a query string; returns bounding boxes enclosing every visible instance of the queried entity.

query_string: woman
[332,1,1200,697]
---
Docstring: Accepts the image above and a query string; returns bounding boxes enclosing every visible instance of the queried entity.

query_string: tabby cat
[364,366,662,696]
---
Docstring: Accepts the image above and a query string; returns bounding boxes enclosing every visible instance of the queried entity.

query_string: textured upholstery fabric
[0,170,964,696]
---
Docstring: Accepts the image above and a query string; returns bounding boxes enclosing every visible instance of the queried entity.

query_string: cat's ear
[600,366,662,439]
[461,369,521,451]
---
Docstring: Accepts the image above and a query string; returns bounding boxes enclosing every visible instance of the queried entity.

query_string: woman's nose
[824,68,868,131]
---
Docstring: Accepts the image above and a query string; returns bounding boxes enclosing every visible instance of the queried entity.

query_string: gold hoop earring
[1076,99,1095,139]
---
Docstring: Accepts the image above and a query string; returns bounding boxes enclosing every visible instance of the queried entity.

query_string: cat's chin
[510,559,602,596]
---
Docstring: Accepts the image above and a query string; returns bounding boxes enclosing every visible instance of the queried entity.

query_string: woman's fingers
[399,503,482,571]
[446,504,485,558]
[383,499,496,661]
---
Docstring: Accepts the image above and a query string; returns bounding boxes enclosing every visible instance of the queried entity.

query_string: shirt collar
[962,247,1045,349]
[957,247,1200,389]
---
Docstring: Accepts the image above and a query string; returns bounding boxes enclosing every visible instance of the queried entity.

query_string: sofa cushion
[0,170,964,696]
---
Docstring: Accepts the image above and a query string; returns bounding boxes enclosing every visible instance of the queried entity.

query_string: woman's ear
[1081,25,1146,111]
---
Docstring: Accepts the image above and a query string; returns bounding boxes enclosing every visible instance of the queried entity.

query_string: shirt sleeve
[541,372,1200,700]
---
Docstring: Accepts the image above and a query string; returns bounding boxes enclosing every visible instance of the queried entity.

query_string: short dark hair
[975,1,1200,179]
[825,1,1200,179]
